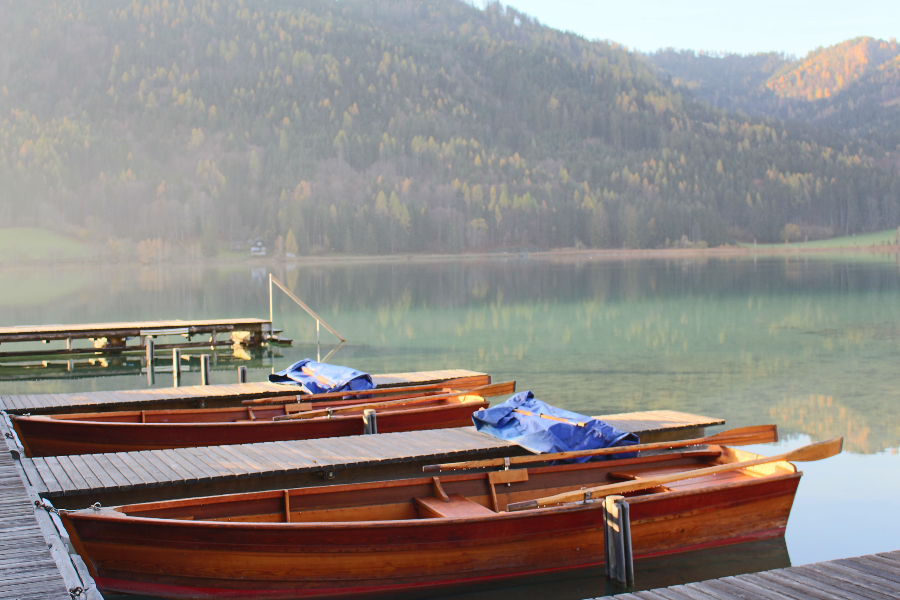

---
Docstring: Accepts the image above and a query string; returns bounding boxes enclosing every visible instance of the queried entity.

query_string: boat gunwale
[11,397,487,428]
[63,451,802,530]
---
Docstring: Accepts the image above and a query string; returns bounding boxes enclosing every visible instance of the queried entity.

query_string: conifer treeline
[2,0,898,254]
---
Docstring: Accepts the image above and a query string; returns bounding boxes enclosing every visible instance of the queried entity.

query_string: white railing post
[268,273,345,344]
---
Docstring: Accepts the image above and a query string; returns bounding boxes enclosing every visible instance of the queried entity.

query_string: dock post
[603,495,633,585]
[172,348,181,387]
[238,365,247,383]
[146,338,155,385]
[363,409,378,434]
[200,354,211,385]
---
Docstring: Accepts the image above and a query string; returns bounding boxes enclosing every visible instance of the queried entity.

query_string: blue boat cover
[472,391,639,461]
[268,359,375,395]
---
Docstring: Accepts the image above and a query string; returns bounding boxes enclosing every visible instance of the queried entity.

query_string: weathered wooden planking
[0,318,271,343]
[0,441,73,599]
[597,410,725,443]
[592,550,900,600]
[24,426,516,498]
[21,409,726,510]
[0,369,490,414]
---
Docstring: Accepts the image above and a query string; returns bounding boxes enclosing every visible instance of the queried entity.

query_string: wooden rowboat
[62,443,810,599]
[11,394,488,457]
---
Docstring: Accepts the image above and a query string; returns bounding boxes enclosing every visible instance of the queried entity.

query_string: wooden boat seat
[414,494,495,519]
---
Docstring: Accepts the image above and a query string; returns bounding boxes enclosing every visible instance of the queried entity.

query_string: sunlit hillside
[649,37,900,150]
[1,1,898,257]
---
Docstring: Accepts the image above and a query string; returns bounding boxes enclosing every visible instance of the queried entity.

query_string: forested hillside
[2,1,899,257]
[649,38,900,151]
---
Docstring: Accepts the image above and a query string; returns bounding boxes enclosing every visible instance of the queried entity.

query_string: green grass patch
[746,228,899,249]
[0,228,92,263]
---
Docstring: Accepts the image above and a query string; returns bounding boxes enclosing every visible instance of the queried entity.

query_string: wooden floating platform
[593,409,722,443]
[0,318,275,357]
[0,437,73,599]
[10,411,723,510]
[0,369,490,415]
[595,549,900,600]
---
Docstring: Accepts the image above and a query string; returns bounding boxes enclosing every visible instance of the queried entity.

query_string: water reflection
[1,255,898,567]
[2,257,899,452]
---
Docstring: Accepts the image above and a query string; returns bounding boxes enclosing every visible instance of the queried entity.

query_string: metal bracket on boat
[68,586,85,599]
[603,495,634,586]
[90,502,102,511]
[503,458,511,486]
[583,491,593,504]
[320,467,337,480]
[326,407,334,419]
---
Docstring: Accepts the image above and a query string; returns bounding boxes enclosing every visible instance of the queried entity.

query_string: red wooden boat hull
[63,450,801,599]
[12,400,487,457]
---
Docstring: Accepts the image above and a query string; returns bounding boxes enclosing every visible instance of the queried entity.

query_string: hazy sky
[504,0,900,57]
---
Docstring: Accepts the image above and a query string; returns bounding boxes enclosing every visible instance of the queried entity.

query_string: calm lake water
[2,254,899,598]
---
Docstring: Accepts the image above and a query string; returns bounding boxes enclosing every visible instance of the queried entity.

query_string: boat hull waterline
[62,447,801,599]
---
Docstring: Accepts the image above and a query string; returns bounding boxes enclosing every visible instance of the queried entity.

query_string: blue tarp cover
[472,391,639,461]
[268,359,375,395]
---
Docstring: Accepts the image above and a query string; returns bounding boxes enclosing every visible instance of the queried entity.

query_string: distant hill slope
[647,38,900,150]
[1,1,898,254]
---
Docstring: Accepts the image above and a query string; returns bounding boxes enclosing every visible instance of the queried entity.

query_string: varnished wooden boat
[62,444,802,599]
[11,394,488,457]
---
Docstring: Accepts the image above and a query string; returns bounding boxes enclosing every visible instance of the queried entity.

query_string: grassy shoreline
[2,227,899,269]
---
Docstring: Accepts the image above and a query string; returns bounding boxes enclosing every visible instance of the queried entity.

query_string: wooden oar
[423,424,778,473]
[272,381,516,421]
[242,375,492,406]
[513,409,587,427]
[506,436,843,512]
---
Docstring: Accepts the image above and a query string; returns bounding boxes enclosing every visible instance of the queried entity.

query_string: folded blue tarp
[268,359,375,395]
[472,391,639,461]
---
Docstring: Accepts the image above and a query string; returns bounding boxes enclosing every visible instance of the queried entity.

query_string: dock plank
[239,443,290,473]
[146,450,195,485]
[0,430,74,599]
[256,443,310,474]
[594,549,900,600]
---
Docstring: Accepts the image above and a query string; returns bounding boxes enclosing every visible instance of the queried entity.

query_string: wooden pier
[0,429,80,599]
[0,369,491,414]
[0,318,277,358]
[6,411,723,510]
[595,550,900,600]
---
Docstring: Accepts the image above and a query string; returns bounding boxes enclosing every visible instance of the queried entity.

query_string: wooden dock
[0,318,276,357]
[6,410,723,509]
[0,436,75,599]
[0,369,491,414]
[595,550,900,600]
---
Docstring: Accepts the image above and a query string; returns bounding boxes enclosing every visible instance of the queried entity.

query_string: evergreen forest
[2,0,900,257]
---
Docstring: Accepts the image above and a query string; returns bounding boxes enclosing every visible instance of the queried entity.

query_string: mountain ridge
[1,0,897,257]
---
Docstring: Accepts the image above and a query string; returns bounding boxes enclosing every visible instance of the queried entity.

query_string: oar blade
[784,437,843,462]
[706,424,778,446]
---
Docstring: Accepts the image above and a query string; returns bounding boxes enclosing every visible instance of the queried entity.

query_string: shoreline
[1,243,899,270]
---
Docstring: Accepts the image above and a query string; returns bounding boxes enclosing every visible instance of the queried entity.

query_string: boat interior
[111,446,797,522]
[30,394,487,424]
